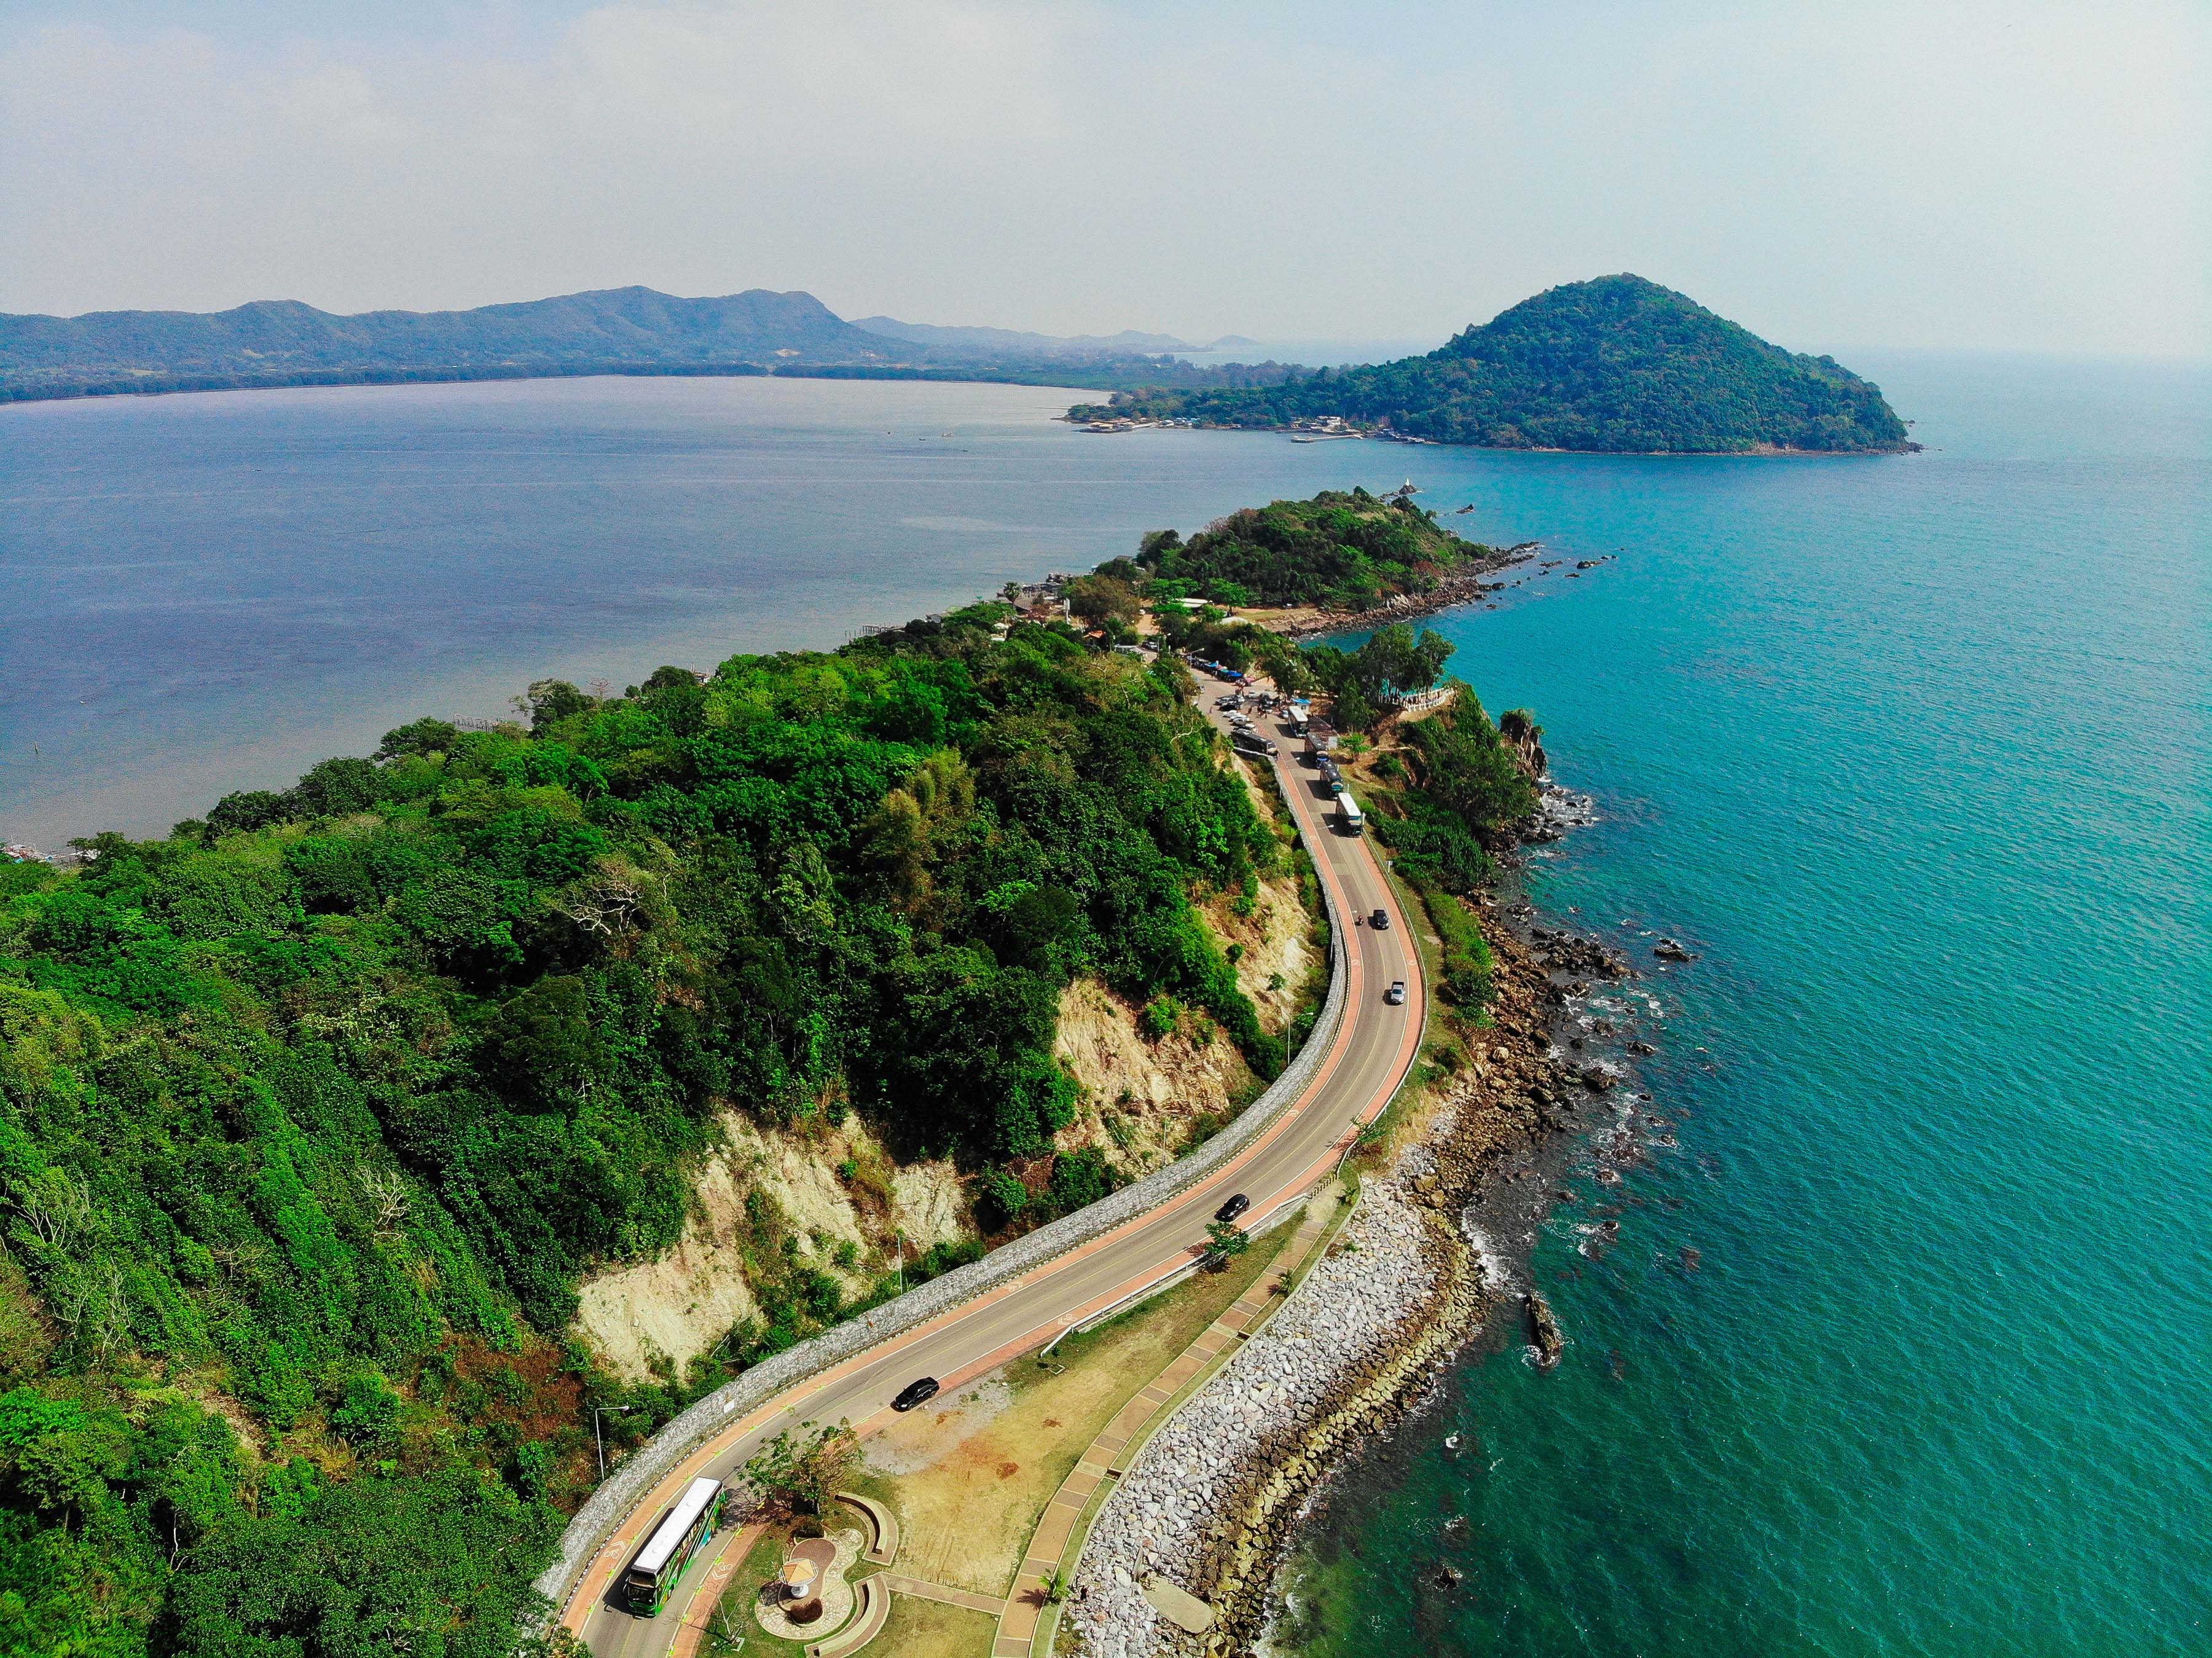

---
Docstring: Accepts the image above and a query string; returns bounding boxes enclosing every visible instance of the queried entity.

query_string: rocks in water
[1628,1040,1657,1056]
[1428,1561,1464,1591]
[1525,1291,1566,1365]
[1580,1066,1617,1093]
[1653,938,1699,962]
[1528,927,1630,980]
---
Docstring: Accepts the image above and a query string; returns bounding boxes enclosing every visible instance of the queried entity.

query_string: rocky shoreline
[1271,547,1539,642]
[1065,923,1597,1657]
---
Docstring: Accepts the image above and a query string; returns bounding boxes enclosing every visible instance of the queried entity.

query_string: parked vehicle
[891,1377,941,1412]
[1232,731,1279,758]
[1214,1192,1250,1223]
[1385,980,1407,1005]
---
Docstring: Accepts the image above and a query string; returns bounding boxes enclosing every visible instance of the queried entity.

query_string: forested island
[1070,275,1913,454]
[0,498,1540,1656]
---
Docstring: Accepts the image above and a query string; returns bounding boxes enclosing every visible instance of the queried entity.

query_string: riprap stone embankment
[1065,929,1568,1657]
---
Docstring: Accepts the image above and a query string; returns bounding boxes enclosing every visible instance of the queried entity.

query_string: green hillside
[1138,489,1495,610]
[0,616,1284,1654]
[0,288,1307,404]
[1073,275,1913,454]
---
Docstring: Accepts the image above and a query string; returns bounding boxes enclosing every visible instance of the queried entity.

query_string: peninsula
[0,500,1566,1656]
[1069,274,1915,454]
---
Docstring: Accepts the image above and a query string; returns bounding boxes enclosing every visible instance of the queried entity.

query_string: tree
[375,717,460,761]
[742,1421,859,1516]
[520,678,592,732]
[1204,1220,1249,1260]
[484,975,598,1107]
[1066,575,1140,628]
[205,789,291,839]
[163,1469,558,1658]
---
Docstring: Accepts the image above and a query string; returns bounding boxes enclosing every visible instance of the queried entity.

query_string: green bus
[623,1477,728,1615]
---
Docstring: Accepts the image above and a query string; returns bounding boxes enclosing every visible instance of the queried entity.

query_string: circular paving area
[754,1527,863,1641]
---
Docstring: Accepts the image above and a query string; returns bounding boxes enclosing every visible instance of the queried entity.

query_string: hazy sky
[4,1,2206,358]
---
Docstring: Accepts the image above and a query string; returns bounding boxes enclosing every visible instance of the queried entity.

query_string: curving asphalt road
[571,690,1423,1656]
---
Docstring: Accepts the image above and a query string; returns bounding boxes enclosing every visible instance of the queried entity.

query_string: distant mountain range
[850,316,1253,356]
[1073,275,1914,455]
[0,286,1275,403]
[0,277,1910,455]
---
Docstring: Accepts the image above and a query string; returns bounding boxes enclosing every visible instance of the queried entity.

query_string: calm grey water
[4,359,2206,1656]
[1,374,1420,846]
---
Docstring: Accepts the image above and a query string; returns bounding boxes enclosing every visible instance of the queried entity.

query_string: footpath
[987,1186,1351,1657]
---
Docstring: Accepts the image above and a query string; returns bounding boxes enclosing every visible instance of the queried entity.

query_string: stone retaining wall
[535,874,1347,1620]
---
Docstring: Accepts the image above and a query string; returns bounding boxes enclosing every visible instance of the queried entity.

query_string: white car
[1384,981,1407,1005]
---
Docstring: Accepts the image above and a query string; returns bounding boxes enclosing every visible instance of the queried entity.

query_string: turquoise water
[1269,355,2212,1655]
[6,358,2205,1650]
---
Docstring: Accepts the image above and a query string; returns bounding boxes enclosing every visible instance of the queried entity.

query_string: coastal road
[570,684,1424,1657]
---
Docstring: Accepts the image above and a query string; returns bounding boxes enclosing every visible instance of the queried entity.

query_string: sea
[3,356,2207,1653]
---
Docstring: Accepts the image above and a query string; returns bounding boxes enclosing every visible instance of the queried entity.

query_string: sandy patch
[573,1111,973,1383]
[1051,978,1257,1177]
[864,1373,1016,1476]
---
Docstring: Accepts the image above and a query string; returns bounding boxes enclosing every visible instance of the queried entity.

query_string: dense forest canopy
[1073,275,1913,454]
[1137,489,1493,611]
[0,612,1281,1655]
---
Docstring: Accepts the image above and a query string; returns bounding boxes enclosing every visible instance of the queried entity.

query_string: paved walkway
[871,1573,1005,1614]
[988,1200,1338,1658]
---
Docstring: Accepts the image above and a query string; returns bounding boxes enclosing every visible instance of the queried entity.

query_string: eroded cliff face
[1051,865,1316,1179]
[570,750,1322,1385]
[571,1111,965,1384]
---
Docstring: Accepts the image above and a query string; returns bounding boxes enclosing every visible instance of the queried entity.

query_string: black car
[890,1377,940,1412]
[1370,908,1390,930]
[1214,1192,1250,1224]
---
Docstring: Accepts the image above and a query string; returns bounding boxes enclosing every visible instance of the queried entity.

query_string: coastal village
[1080,410,1437,444]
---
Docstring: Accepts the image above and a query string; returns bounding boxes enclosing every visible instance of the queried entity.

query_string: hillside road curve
[571,683,1422,1657]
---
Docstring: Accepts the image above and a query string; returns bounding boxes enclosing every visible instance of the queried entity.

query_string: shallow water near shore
[1266,354,2212,1656]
